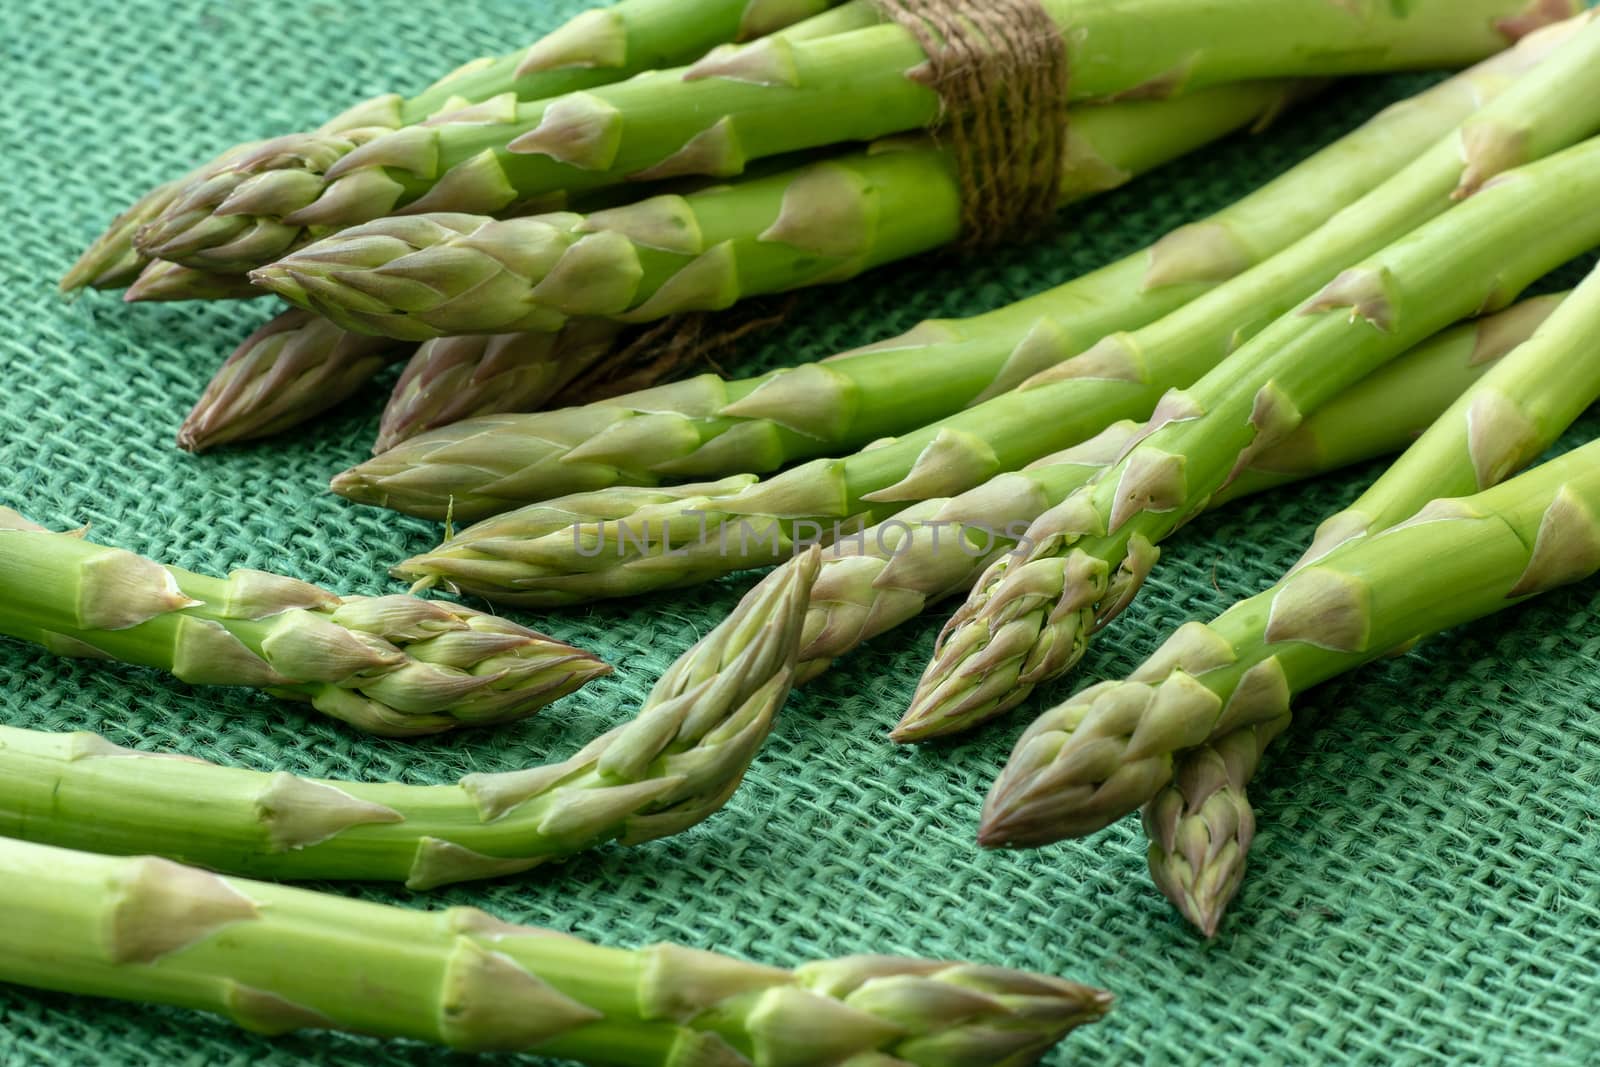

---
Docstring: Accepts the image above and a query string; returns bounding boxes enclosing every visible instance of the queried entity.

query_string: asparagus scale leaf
[0,509,607,736]
[0,836,1111,1066]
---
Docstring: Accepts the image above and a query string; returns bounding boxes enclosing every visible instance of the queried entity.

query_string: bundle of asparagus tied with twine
[69,0,1564,456]
[27,0,1600,1060]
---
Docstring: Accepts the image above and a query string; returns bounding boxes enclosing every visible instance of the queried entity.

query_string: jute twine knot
[876,0,1071,246]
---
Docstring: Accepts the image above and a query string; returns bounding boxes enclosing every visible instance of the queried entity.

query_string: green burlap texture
[5,1,1600,1063]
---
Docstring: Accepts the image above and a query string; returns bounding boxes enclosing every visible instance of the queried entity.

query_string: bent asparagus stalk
[969,135,1600,848]
[178,310,415,452]
[0,509,607,737]
[389,21,1595,602]
[0,550,817,885]
[873,294,1566,734]
[375,319,627,454]
[135,0,871,273]
[1149,261,1600,938]
[256,82,1301,339]
[904,21,1600,731]
[165,0,1562,277]
[331,53,1532,517]
[984,432,1600,855]
[0,836,1111,1066]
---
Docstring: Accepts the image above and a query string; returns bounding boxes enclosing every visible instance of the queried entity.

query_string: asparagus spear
[165,0,1562,278]
[374,319,626,454]
[256,82,1300,339]
[136,0,871,273]
[61,177,190,292]
[0,509,607,737]
[332,56,1529,518]
[0,550,817,885]
[871,294,1566,733]
[177,310,414,452]
[1147,260,1600,938]
[391,22,1596,602]
[0,836,1110,1066]
[983,432,1600,850]
[905,24,1600,732]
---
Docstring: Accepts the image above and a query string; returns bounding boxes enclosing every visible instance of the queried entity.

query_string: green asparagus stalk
[874,294,1566,735]
[331,55,1532,520]
[374,319,626,454]
[390,21,1596,603]
[177,310,414,452]
[255,82,1300,339]
[0,509,607,737]
[0,836,1110,1066]
[982,432,1600,850]
[164,0,1563,278]
[0,549,817,885]
[136,0,871,273]
[904,22,1600,732]
[1146,259,1600,937]
[61,178,190,292]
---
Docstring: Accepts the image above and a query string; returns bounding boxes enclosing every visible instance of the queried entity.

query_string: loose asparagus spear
[967,135,1600,846]
[161,0,1562,276]
[391,22,1597,602]
[178,310,415,452]
[136,0,871,273]
[0,509,607,737]
[904,24,1600,732]
[1148,259,1600,937]
[871,294,1566,735]
[256,82,1300,339]
[0,550,817,885]
[332,55,1529,517]
[374,319,626,454]
[0,836,1110,1066]
[984,431,1600,852]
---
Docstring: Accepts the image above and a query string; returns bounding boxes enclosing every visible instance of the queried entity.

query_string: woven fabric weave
[3,1,1599,1063]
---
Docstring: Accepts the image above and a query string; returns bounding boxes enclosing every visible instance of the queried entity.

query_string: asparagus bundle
[334,55,1511,520]
[906,29,1600,733]
[0,551,817,885]
[983,431,1600,853]
[877,294,1566,738]
[966,134,1600,839]
[389,19,1595,601]
[1144,258,1600,937]
[256,82,1300,339]
[159,0,1558,282]
[0,836,1110,1066]
[0,509,607,737]
[114,0,861,281]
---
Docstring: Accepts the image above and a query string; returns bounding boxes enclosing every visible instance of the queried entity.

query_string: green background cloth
[4,1,1599,1063]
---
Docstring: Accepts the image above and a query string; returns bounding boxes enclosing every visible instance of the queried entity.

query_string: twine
[875,0,1071,245]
